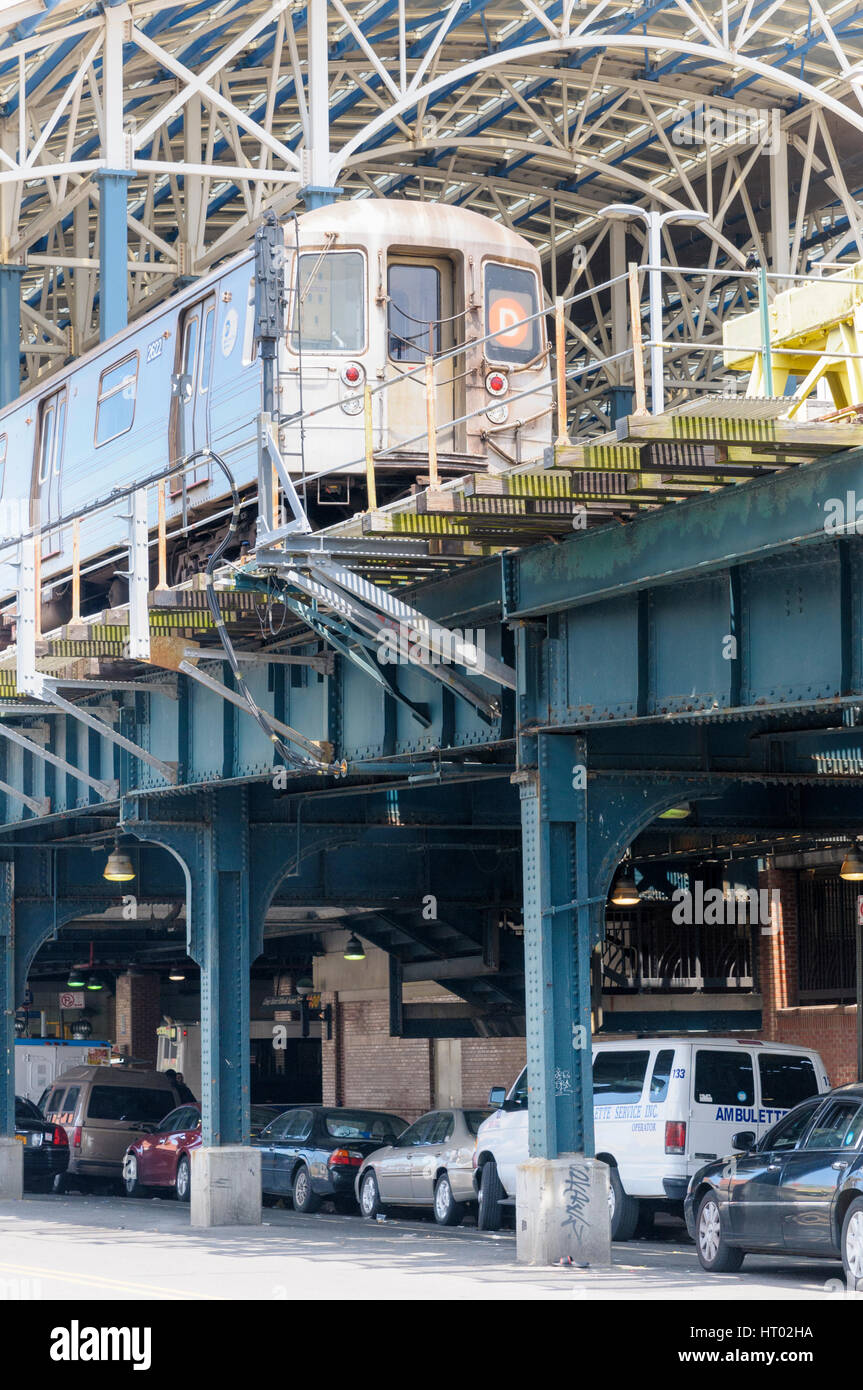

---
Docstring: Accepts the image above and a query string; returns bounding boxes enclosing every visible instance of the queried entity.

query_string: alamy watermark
[672,882,780,932]
[672,102,781,156]
[376,621,486,672]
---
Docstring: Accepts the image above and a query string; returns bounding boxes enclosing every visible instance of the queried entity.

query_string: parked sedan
[254,1107,406,1213]
[356,1108,491,1225]
[686,1083,863,1286]
[14,1096,69,1191]
[122,1103,201,1202]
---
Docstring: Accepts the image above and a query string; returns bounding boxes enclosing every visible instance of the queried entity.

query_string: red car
[122,1103,200,1202]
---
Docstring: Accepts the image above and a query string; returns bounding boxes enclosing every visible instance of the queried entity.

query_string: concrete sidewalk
[0,1195,854,1301]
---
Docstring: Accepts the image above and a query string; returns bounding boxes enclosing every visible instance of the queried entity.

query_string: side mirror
[488,1086,507,1108]
[732,1130,756,1153]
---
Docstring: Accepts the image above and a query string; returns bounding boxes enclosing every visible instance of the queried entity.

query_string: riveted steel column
[198,789,251,1146]
[0,264,24,408]
[0,861,13,1137]
[518,732,595,1158]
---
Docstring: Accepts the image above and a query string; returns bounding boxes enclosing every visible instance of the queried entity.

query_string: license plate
[14,1134,26,1144]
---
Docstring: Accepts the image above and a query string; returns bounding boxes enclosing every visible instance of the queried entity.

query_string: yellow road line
[0,1258,222,1300]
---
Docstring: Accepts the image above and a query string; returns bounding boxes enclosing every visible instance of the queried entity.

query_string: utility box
[14,1040,112,1105]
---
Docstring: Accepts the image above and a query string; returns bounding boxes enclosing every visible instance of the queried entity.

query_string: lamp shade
[344,933,366,961]
[840,844,863,881]
[610,871,641,907]
[104,842,135,882]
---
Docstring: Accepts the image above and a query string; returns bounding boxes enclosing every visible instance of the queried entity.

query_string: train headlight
[340,361,365,387]
[485,371,508,396]
[340,394,363,416]
[485,402,509,425]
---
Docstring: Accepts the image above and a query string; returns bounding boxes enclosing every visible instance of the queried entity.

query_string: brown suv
[42,1065,179,1191]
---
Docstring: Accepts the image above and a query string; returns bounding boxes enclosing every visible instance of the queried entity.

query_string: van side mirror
[732,1130,756,1152]
[488,1086,507,1108]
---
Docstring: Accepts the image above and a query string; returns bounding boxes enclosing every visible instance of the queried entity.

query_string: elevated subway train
[0,199,552,621]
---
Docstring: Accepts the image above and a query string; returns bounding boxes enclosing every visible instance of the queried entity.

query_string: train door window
[0,434,6,496]
[200,304,215,392]
[172,295,215,493]
[95,353,138,445]
[388,263,441,361]
[33,387,67,557]
[484,261,541,365]
[386,256,457,451]
[289,250,365,352]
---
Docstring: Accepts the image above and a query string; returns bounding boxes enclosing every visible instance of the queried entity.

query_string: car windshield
[324,1112,405,1142]
[15,1098,41,1123]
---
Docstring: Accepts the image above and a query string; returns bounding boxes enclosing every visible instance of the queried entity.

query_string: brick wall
[774,1006,858,1085]
[757,867,859,1083]
[114,972,161,1066]
[321,996,433,1123]
[461,1038,526,1106]
[320,991,526,1120]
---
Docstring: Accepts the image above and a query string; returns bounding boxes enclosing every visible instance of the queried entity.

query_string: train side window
[388,263,441,362]
[200,305,215,392]
[484,261,541,365]
[0,433,6,495]
[96,353,138,445]
[289,250,365,353]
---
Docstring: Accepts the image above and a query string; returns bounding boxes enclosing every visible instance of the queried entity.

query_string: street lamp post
[600,204,711,416]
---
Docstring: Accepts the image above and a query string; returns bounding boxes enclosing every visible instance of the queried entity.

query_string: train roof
[296,196,541,261]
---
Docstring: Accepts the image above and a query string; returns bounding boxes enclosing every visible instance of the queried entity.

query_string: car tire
[359,1168,383,1220]
[608,1166,640,1242]
[122,1154,147,1199]
[292,1163,322,1214]
[477,1159,504,1232]
[433,1173,465,1227]
[696,1191,744,1273]
[841,1196,863,1291]
[175,1155,191,1204]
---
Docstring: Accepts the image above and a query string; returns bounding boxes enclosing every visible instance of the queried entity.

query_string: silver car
[355,1108,490,1225]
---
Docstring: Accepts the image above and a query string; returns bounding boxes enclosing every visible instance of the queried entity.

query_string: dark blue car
[685,1082,863,1286]
[254,1107,406,1213]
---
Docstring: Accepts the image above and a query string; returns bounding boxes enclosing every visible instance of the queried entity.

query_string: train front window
[290,250,365,353]
[388,263,441,362]
[484,261,541,365]
[96,354,138,445]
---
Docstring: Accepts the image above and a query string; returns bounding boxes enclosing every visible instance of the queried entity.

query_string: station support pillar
[190,789,260,1227]
[514,734,610,1266]
[94,169,133,342]
[0,861,22,1197]
[0,264,24,409]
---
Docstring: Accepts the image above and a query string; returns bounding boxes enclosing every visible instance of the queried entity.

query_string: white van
[473,1037,831,1239]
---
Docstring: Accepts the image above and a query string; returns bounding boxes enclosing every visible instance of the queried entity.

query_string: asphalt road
[0,1193,856,1301]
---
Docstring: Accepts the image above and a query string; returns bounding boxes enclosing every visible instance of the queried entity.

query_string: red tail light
[327,1148,363,1168]
[665,1121,686,1154]
[52,1126,68,1147]
[72,1126,82,1149]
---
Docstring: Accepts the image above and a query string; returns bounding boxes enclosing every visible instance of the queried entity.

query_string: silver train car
[0,199,552,623]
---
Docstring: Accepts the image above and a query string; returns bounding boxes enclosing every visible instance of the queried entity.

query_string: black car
[14,1096,70,1191]
[254,1107,407,1213]
[685,1082,863,1286]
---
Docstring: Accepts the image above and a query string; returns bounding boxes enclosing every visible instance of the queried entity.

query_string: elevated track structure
[2,1,863,1257]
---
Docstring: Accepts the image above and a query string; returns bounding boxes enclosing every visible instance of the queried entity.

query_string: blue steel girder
[508,445,863,731]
